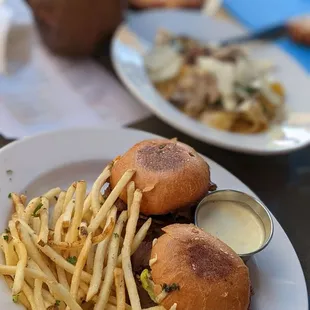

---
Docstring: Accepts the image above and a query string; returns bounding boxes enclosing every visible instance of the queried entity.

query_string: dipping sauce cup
[195,190,274,261]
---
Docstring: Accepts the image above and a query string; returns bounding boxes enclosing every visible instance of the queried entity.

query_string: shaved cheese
[197,56,235,97]
[148,55,183,82]
[145,45,183,82]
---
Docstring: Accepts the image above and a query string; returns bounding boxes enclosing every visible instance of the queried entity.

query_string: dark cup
[28,0,126,57]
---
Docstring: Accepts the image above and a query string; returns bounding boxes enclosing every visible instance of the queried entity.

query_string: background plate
[112,9,310,154]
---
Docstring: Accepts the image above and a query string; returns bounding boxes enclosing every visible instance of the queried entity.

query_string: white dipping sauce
[197,200,265,254]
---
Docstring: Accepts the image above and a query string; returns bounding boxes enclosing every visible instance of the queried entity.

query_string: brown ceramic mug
[28,0,126,56]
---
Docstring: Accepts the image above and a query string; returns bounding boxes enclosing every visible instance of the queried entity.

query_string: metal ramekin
[195,190,274,261]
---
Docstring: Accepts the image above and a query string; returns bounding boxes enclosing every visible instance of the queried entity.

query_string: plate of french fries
[0,128,307,310]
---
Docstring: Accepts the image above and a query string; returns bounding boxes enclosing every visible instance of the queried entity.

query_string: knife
[219,24,288,47]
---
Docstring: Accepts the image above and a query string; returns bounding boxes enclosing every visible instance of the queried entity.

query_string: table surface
[1,5,310,300]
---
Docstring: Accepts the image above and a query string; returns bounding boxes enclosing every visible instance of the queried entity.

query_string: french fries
[64,182,77,210]
[62,199,75,228]
[10,193,25,217]
[114,268,126,310]
[34,279,45,309]
[3,276,31,309]
[66,181,86,244]
[38,197,49,246]
[94,211,128,310]
[117,217,152,267]
[12,239,27,296]
[51,191,66,230]
[88,169,135,233]
[86,207,117,301]
[0,235,18,266]
[91,164,112,214]
[24,197,41,224]
[54,214,70,291]
[122,190,143,310]
[43,187,62,201]
[0,164,150,310]
[70,232,93,302]
[127,181,135,216]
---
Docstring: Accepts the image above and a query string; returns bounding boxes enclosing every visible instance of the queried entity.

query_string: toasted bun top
[151,224,251,310]
[110,139,211,215]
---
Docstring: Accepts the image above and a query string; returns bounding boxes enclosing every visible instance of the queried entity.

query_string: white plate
[0,127,307,309]
[111,9,310,154]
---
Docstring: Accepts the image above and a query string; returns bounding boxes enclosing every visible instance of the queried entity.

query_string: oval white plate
[111,9,310,154]
[0,127,307,309]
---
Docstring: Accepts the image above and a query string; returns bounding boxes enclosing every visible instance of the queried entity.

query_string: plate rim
[0,126,308,309]
[111,9,310,155]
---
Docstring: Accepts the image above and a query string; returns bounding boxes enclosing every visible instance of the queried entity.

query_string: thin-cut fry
[43,187,62,201]
[82,194,91,217]
[127,181,135,216]
[20,195,27,206]
[48,219,115,250]
[54,214,70,291]
[79,281,89,295]
[21,278,37,310]
[122,190,143,310]
[0,265,81,310]
[42,288,56,305]
[19,226,56,281]
[37,244,92,283]
[26,258,56,304]
[86,245,96,274]
[63,182,77,211]
[82,210,92,225]
[12,239,27,296]
[1,266,38,310]
[3,275,31,309]
[7,241,19,266]
[0,237,18,266]
[32,217,41,235]
[66,181,86,243]
[86,207,117,301]
[24,197,41,224]
[47,280,82,310]
[11,193,25,218]
[131,218,152,256]
[38,197,49,246]
[88,169,135,233]
[114,268,126,310]
[70,232,93,302]
[63,199,75,228]
[34,279,45,309]
[94,211,128,310]
[91,164,112,214]
[51,191,66,230]
[25,258,41,288]
[8,220,19,239]
[117,218,152,267]
[54,215,65,242]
